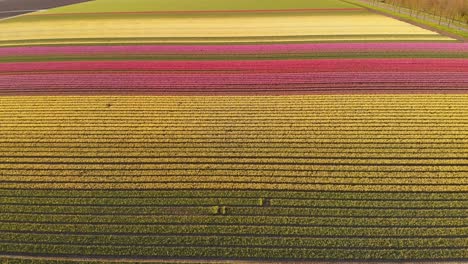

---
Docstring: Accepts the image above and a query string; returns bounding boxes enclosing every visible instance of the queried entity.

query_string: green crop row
[0,122,467,130]
[227,207,468,218]
[1,142,464,150]
[7,117,423,122]
[1,214,467,227]
[269,199,468,208]
[1,189,465,200]
[2,163,467,172]
[1,168,465,178]
[3,133,467,140]
[2,51,467,63]
[4,112,467,119]
[0,204,220,216]
[0,243,466,260]
[0,197,262,207]
[3,157,467,166]
[1,205,467,218]
[2,150,468,159]
[1,231,467,249]
[2,176,467,186]
[1,182,467,192]
[1,196,466,208]
[1,122,465,128]
[1,222,467,237]
[2,137,466,144]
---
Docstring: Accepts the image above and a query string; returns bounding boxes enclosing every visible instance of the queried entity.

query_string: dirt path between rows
[1,254,460,264]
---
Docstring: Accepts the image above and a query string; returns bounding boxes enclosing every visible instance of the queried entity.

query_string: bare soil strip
[0,254,462,263]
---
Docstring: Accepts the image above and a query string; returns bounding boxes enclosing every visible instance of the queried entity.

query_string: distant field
[0,0,453,45]
[0,11,452,46]
[39,0,360,14]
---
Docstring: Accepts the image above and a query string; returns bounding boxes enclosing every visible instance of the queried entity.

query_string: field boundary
[343,0,466,41]
[2,254,467,263]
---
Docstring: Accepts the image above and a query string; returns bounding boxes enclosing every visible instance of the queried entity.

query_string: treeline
[370,0,468,25]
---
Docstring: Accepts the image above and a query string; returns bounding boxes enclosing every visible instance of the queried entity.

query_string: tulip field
[0,0,467,262]
[0,0,454,46]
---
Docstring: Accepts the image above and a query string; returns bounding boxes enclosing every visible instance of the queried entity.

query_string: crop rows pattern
[0,10,451,46]
[0,95,467,261]
[0,58,467,95]
[0,0,467,262]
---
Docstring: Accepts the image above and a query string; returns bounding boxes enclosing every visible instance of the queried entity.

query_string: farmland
[0,0,467,262]
[0,95,467,261]
[0,0,453,46]
[0,57,467,95]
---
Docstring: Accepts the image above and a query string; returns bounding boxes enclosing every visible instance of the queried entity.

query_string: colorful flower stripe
[1,72,466,95]
[0,0,466,261]
[1,58,466,95]
[1,43,466,57]
[1,59,467,73]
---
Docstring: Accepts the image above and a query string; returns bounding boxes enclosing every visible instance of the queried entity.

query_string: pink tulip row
[1,71,466,95]
[0,43,467,57]
[2,59,467,73]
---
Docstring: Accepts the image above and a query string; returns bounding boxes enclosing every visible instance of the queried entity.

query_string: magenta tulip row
[1,59,467,73]
[1,71,466,95]
[0,43,467,57]
[1,57,466,95]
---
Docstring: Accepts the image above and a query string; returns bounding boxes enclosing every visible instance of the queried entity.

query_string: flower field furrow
[1,189,466,200]
[3,204,468,218]
[2,109,467,117]
[2,214,467,228]
[1,182,468,192]
[0,159,468,169]
[1,222,467,237]
[2,59,468,72]
[1,142,465,150]
[2,151,467,159]
[1,43,466,59]
[2,176,468,186]
[3,169,467,179]
[0,0,467,259]
[1,130,466,137]
[2,157,468,166]
[228,207,468,218]
[0,243,467,260]
[5,127,464,133]
[2,139,467,145]
[1,232,468,249]
[2,135,468,142]
[2,196,467,208]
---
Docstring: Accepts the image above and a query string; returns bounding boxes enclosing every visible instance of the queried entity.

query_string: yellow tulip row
[0,12,451,45]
